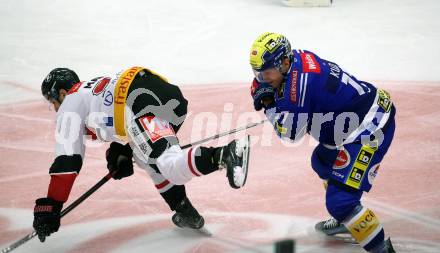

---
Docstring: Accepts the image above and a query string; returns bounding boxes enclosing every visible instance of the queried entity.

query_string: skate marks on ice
[2,209,439,253]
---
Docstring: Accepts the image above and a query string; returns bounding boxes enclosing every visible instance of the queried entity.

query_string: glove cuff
[35,197,63,214]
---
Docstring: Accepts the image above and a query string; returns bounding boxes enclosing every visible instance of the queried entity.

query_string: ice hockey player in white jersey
[33,67,250,242]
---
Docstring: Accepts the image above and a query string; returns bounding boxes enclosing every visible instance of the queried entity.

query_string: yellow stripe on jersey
[114,67,169,138]
[114,66,144,138]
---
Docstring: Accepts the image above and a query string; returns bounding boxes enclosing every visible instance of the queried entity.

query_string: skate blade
[239,135,251,188]
[197,227,213,237]
[175,226,213,237]
[316,231,357,245]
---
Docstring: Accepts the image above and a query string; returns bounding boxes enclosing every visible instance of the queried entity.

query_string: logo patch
[367,164,380,185]
[348,167,365,183]
[103,90,113,106]
[92,77,111,95]
[345,145,376,189]
[377,89,392,112]
[356,149,373,166]
[301,53,321,73]
[333,149,351,169]
[265,38,279,53]
[138,116,175,143]
[67,82,83,95]
[290,71,298,103]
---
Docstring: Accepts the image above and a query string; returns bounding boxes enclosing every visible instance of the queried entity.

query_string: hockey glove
[250,78,275,111]
[106,142,134,180]
[33,197,63,242]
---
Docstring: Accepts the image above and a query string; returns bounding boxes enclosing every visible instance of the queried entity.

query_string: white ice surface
[0,0,439,104]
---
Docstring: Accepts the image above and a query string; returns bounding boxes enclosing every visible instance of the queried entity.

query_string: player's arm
[250,78,307,142]
[33,95,87,242]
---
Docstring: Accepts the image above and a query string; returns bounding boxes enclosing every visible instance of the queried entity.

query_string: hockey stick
[1,119,267,253]
[1,172,115,253]
[180,119,267,149]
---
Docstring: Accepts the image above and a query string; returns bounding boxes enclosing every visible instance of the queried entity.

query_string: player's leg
[156,137,250,188]
[312,143,350,235]
[127,73,250,188]
[326,182,395,253]
[315,119,396,252]
[133,152,205,229]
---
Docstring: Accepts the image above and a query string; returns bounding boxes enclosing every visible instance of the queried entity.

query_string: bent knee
[156,145,192,185]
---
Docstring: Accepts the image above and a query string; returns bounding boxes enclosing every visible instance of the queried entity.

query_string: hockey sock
[342,205,386,252]
[160,184,187,211]
[192,146,221,175]
[47,173,77,202]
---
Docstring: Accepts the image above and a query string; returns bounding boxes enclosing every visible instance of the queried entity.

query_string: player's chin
[268,81,281,89]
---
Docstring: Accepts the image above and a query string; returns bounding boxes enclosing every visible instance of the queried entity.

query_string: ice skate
[172,197,204,229]
[216,135,251,189]
[315,217,349,236]
[384,238,396,253]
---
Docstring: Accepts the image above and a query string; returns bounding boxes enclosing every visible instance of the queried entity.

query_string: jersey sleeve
[54,93,87,159]
[47,93,88,202]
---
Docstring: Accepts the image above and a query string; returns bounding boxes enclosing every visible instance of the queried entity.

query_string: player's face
[253,68,284,89]
[49,98,61,112]
[48,89,67,112]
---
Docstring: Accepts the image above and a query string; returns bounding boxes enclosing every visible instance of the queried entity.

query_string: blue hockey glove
[250,78,275,111]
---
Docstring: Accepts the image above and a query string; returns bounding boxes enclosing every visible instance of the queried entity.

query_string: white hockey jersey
[54,66,149,159]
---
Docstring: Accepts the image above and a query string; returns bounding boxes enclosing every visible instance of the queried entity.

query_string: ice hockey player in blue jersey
[249,32,396,253]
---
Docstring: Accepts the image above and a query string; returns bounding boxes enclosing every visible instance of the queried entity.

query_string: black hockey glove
[250,78,275,111]
[33,197,63,242]
[106,142,134,180]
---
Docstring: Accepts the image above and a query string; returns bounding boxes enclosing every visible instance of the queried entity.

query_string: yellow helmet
[249,32,292,71]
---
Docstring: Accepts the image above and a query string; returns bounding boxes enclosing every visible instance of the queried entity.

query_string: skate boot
[215,135,251,189]
[172,197,204,229]
[315,217,349,235]
[383,238,396,253]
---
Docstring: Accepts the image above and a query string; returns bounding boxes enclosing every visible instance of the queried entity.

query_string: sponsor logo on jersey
[328,62,341,79]
[67,82,83,95]
[138,116,175,143]
[301,53,321,73]
[290,70,298,103]
[348,167,365,183]
[113,67,155,138]
[333,149,350,169]
[377,89,392,112]
[345,145,376,189]
[92,77,111,96]
[105,117,113,127]
[103,90,113,106]
[332,171,345,179]
[367,164,380,185]
[115,68,139,105]
[356,149,374,166]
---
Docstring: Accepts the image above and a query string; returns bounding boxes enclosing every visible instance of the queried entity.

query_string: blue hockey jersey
[265,50,395,147]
